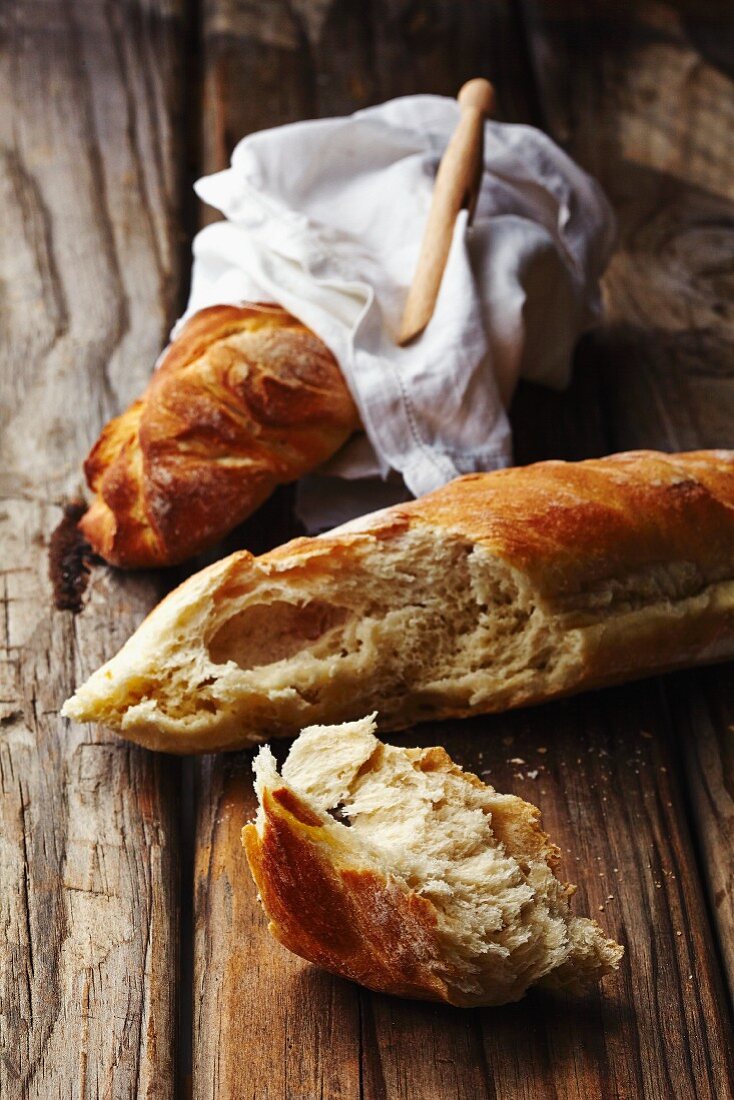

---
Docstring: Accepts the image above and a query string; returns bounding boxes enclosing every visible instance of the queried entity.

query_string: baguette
[63,449,734,752]
[244,716,623,1006]
[80,303,359,567]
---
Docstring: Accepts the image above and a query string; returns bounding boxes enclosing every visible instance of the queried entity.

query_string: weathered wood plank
[0,2,185,1095]
[522,0,734,1007]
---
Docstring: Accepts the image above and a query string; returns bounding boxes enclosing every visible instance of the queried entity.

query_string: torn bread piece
[62,449,734,753]
[243,716,624,1006]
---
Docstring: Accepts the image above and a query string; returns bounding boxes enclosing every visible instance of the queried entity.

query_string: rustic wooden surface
[521,0,734,1001]
[2,1,734,1098]
[0,2,185,1096]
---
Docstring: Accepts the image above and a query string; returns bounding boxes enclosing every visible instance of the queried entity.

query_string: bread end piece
[243,717,623,1006]
[79,304,359,568]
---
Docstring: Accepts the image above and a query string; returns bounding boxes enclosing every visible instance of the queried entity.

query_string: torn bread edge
[243,716,623,1007]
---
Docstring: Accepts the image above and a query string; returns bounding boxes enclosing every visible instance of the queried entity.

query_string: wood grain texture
[192,2,734,1099]
[10,1,726,1096]
[0,1,185,1095]
[522,0,734,1009]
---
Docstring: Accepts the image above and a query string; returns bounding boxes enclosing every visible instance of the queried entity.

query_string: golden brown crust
[222,449,734,737]
[243,730,622,1007]
[62,449,734,754]
[243,785,458,1004]
[228,450,734,607]
[340,449,734,603]
[80,304,360,567]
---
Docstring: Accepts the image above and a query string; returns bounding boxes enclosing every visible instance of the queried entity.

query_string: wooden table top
[2,2,733,1097]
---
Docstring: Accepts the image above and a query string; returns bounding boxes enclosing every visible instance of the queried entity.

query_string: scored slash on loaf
[244,716,623,1006]
[62,449,734,754]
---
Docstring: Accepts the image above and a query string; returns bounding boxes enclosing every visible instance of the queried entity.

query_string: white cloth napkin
[180,95,615,530]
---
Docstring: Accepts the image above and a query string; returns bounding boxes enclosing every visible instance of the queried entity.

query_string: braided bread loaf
[80,304,359,567]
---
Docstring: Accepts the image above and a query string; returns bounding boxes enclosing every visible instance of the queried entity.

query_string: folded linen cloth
[180,95,615,529]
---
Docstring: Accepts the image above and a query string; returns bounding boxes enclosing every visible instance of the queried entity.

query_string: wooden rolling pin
[398,78,495,346]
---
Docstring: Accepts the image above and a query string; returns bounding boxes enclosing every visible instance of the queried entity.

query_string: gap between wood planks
[174,0,206,1093]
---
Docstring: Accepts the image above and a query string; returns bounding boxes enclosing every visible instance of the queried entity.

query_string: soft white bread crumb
[244,716,624,1006]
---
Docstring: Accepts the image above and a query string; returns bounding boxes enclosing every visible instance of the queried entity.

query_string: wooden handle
[398,78,495,346]
[457,77,495,115]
